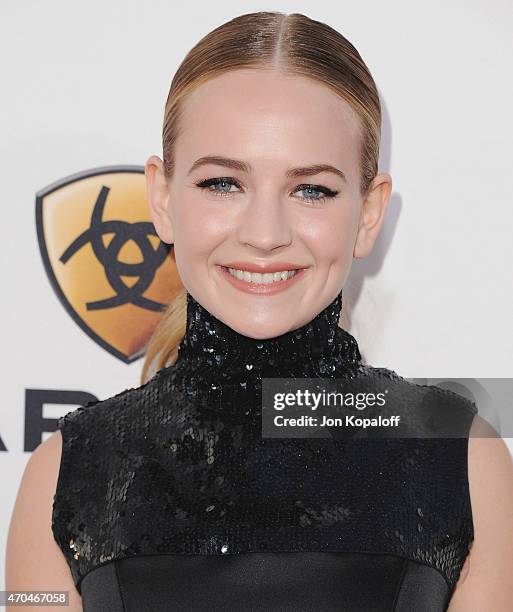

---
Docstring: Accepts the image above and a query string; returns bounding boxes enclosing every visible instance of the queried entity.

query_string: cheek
[296,205,356,262]
[173,195,231,261]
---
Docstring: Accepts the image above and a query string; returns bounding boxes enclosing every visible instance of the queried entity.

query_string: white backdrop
[2,0,512,591]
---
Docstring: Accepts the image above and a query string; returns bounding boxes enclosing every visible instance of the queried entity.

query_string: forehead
[176,68,361,179]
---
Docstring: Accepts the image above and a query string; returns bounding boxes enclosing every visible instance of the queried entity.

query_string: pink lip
[217,264,308,295]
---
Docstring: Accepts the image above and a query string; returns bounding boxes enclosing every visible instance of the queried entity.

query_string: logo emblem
[36,166,181,363]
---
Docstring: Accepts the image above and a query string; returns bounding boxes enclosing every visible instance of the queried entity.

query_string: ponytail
[140,288,187,385]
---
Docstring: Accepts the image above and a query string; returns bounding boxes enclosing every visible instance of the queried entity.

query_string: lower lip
[217,265,308,295]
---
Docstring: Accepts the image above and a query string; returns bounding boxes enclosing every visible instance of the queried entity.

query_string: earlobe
[145,155,174,244]
[353,231,367,259]
[353,173,392,259]
[353,225,372,259]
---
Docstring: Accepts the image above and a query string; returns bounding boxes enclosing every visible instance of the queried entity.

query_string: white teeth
[227,267,298,284]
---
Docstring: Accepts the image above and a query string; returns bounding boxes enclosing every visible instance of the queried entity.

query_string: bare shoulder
[5,431,83,611]
[16,430,62,500]
[448,415,513,611]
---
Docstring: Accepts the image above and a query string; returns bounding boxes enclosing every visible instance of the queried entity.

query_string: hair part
[140,11,381,384]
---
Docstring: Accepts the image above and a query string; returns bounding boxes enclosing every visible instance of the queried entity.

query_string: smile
[217,264,308,295]
[226,267,298,284]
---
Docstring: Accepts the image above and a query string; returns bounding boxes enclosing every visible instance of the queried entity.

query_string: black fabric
[52,289,477,610]
[80,551,449,611]
[394,558,450,610]
[80,560,124,612]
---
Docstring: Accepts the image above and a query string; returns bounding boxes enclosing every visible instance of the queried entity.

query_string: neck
[172,289,361,383]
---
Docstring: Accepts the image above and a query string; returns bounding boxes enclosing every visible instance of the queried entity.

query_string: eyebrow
[188,155,348,183]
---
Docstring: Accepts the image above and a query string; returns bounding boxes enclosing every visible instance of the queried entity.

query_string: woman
[6,10,513,611]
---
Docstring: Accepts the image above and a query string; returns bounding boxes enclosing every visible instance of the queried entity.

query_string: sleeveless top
[52,289,477,611]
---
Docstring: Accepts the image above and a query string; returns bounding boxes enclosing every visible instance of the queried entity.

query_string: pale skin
[6,67,513,610]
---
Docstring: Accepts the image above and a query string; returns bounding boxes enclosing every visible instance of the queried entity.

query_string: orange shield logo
[36,166,182,363]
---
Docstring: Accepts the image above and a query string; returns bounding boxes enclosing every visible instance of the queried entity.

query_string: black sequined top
[52,289,477,611]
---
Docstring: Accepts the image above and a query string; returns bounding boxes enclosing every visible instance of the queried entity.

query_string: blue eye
[294,184,338,205]
[195,177,240,196]
[194,177,339,206]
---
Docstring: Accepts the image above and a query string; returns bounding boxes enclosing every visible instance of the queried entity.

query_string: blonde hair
[140,11,381,385]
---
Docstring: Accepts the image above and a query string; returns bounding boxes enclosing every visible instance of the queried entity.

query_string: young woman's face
[147,68,391,338]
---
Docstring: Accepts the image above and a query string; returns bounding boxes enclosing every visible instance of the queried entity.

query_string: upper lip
[220,261,307,273]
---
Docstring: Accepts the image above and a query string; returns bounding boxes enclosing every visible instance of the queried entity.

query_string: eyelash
[193,177,339,206]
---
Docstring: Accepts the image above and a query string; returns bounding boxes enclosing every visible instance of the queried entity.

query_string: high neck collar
[172,289,361,383]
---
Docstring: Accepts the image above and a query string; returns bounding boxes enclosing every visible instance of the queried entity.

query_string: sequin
[52,288,477,597]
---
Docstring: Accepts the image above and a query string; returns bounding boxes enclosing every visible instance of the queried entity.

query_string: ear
[145,155,174,244]
[353,172,392,259]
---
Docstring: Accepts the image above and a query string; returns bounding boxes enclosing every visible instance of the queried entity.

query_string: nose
[236,192,293,252]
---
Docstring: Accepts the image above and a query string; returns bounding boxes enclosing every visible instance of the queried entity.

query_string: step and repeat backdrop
[2,0,512,594]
